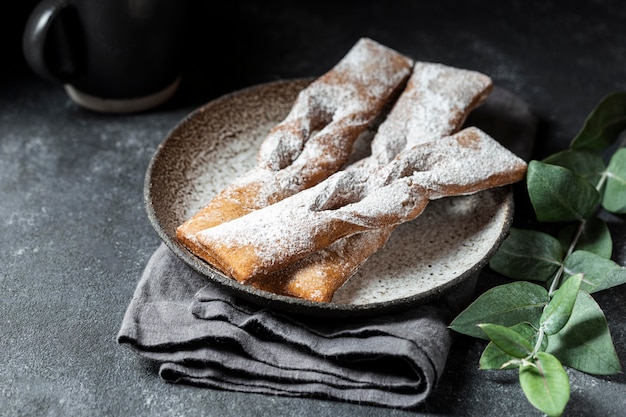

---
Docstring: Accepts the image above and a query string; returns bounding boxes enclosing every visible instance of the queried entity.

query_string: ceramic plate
[145,78,534,317]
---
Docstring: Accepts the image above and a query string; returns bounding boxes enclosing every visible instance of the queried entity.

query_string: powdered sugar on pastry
[176,38,413,251]
[257,37,414,171]
[354,62,492,169]
[194,128,527,282]
[249,62,494,301]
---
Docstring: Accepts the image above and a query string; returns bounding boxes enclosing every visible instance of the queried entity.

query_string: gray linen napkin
[118,243,452,409]
[117,86,536,409]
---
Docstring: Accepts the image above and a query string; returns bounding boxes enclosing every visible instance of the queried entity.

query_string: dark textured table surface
[2,1,626,416]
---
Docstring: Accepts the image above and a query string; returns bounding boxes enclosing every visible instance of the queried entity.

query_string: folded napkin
[118,243,454,409]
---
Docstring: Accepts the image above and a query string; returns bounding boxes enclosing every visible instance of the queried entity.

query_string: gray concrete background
[2,1,626,416]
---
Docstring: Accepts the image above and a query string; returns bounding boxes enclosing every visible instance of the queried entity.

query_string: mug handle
[22,0,83,83]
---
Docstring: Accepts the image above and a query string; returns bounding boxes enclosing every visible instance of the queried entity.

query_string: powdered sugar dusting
[376,128,527,199]
[194,128,526,281]
[174,40,526,302]
[257,38,413,171]
[367,62,491,167]
[216,61,493,222]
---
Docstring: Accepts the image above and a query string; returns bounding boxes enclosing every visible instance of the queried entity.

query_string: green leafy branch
[450,92,626,416]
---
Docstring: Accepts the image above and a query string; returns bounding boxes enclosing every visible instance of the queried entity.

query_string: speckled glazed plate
[145,78,535,317]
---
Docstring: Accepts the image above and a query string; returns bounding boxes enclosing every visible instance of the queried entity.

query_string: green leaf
[542,149,605,186]
[557,218,612,259]
[564,250,626,293]
[480,323,546,370]
[547,291,622,375]
[449,281,548,339]
[603,148,626,213]
[478,323,534,358]
[519,352,570,417]
[540,274,582,335]
[527,161,601,222]
[571,91,626,151]
[489,228,564,282]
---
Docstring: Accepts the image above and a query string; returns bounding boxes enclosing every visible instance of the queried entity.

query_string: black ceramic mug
[23,0,187,113]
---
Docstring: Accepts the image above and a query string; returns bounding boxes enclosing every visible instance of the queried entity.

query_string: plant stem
[534,172,607,356]
[531,326,546,357]
[547,168,606,295]
[596,171,608,191]
[548,217,586,290]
